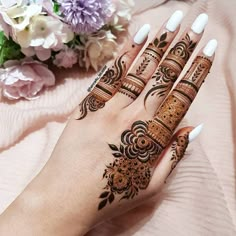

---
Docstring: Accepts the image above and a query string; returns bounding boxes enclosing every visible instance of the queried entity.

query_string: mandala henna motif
[76,54,127,120]
[98,56,212,210]
[118,32,170,100]
[121,121,162,162]
[144,33,198,107]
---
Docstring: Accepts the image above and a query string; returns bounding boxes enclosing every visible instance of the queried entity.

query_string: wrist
[0,187,89,236]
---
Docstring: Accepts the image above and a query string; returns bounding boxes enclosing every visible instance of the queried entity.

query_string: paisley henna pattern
[77,94,105,120]
[144,33,197,106]
[76,54,127,120]
[118,32,169,100]
[168,133,189,177]
[98,56,212,210]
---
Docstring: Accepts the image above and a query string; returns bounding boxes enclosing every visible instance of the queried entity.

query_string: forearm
[0,161,90,236]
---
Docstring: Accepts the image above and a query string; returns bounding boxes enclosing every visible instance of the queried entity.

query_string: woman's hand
[0,11,217,236]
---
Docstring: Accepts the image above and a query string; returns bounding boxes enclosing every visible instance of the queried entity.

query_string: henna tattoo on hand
[98,56,212,210]
[144,33,197,107]
[76,54,127,120]
[118,32,170,100]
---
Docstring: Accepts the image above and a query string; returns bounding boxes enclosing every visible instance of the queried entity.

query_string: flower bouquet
[0,0,134,100]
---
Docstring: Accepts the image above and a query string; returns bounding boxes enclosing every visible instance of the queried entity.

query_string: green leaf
[53,2,60,14]
[0,32,24,66]
[0,31,6,45]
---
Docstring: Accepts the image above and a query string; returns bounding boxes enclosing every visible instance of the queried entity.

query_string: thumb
[148,124,204,190]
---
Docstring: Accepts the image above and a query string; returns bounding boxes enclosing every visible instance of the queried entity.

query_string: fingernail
[166,10,184,32]
[134,24,151,44]
[191,13,208,34]
[203,39,218,57]
[189,124,204,143]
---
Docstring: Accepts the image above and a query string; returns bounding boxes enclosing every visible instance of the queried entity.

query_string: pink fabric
[0,0,236,235]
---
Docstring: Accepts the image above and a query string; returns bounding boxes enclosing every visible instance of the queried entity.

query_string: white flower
[85,31,117,71]
[17,15,74,60]
[110,0,134,29]
[0,1,42,35]
[53,46,78,68]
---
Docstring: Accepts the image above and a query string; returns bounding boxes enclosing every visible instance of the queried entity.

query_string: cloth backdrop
[0,0,235,235]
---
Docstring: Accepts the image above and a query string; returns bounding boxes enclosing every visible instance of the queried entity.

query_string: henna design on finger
[76,54,127,120]
[118,32,170,100]
[144,33,197,107]
[153,56,212,142]
[168,133,189,177]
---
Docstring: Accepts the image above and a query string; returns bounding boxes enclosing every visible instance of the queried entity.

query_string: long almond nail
[166,10,184,32]
[133,24,151,45]
[203,39,218,57]
[189,124,204,143]
[191,13,208,34]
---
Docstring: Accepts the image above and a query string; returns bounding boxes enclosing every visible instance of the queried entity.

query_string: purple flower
[58,0,114,34]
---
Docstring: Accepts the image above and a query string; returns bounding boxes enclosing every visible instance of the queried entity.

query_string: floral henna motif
[76,94,105,120]
[144,33,198,107]
[169,33,196,61]
[168,133,189,177]
[121,121,162,162]
[99,53,127,86]
[98,120,163,210]
[76,54,127,120]
[118,32,169,100]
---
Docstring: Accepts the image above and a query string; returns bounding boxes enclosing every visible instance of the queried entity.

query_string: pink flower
[0,59,55,100]
[53,47,78,68]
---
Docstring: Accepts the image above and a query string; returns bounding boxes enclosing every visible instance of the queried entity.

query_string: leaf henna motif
[136,57,151,76]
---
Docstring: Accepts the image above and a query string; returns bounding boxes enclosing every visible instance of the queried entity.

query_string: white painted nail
[191,13,208,34]
[166,10,184,32]
[134,24,151,45]
[203,39,218,57]
[189,124,204,143]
